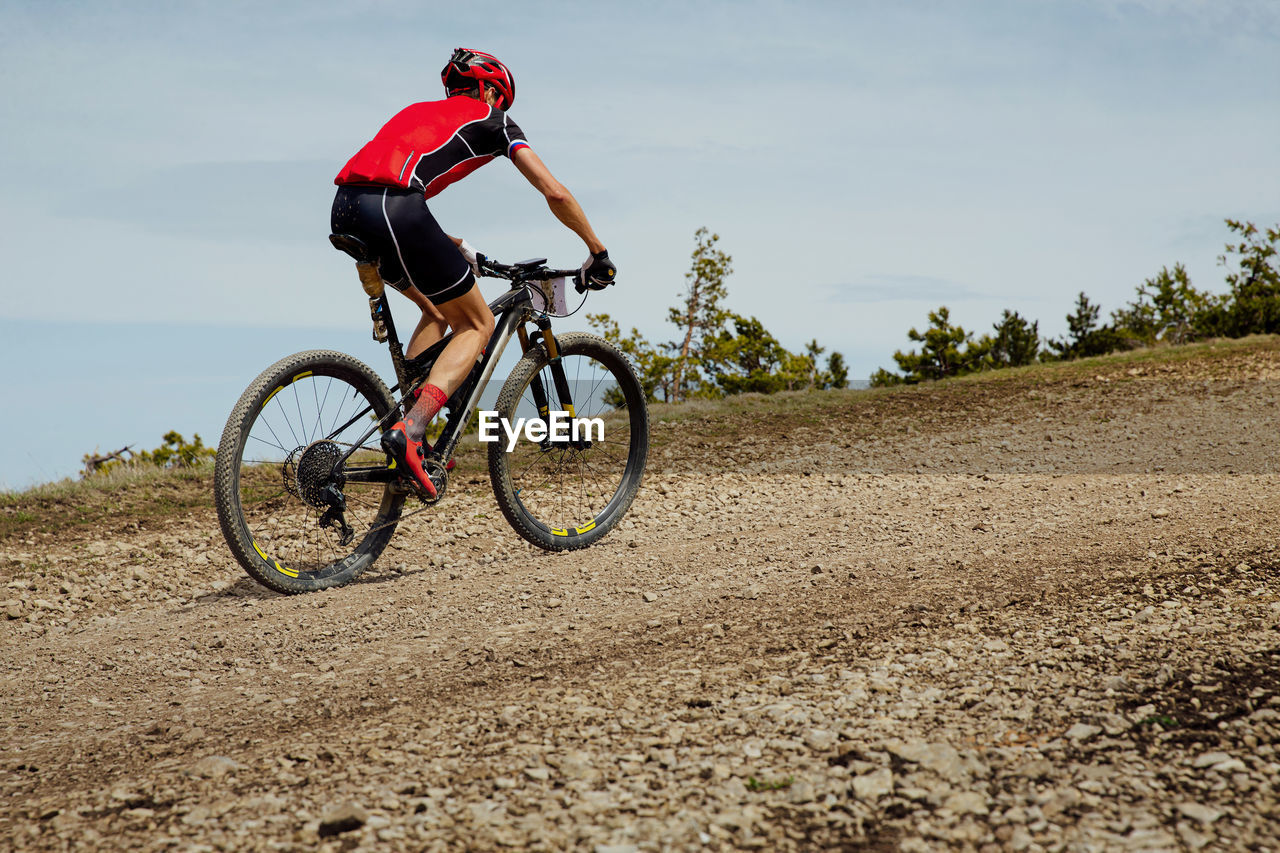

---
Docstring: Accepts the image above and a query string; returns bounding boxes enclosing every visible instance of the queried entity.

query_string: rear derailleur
[286,440,354,545]
[318,484,354,546]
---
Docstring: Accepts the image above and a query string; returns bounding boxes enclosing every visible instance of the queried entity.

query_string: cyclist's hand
[578,250,616,292]
[458,239,481,277]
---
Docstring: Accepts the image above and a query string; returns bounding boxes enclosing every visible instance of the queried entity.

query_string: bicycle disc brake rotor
[284,440,345,508]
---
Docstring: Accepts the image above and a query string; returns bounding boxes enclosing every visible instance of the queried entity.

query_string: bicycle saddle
[329,233,374,264]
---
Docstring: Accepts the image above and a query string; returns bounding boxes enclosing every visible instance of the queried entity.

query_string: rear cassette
[283,440,346,508]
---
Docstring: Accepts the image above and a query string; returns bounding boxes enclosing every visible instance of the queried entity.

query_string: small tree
[592,227,846,400]
[1198,219,1280,338]
[704,313,790,395]
[822,352,850,389]
[667,227,732,402]
[146,431,214,467]
[869,367,902,387]
[988,310,1040,367]
[803,339,825,389]
[1056,291,1099,355]
[892,306,973,382]
[1048,292,1124,360]
[588,313,675,403]
[1112,263,1212,346]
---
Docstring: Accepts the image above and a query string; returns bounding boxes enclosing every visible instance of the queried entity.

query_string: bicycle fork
[521,318,588,450]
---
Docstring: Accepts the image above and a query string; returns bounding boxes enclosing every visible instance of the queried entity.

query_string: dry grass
[4,334,1276,545]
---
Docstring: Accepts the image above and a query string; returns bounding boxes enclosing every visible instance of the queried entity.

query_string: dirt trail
[3,341,1280,851]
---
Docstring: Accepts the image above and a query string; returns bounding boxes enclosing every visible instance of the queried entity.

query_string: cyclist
[331,48,616,498]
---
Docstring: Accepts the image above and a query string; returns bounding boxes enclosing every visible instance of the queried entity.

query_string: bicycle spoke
[512,351,631,515]
[578,456,616,496]
[345,492,383,512]
[511,448,554,483]
[252,420,290,459]
[219,358,407,591]
[310,380,322,443]
[292,382,310,445]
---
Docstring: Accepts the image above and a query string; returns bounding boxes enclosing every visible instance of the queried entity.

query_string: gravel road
[2,341,1279,851]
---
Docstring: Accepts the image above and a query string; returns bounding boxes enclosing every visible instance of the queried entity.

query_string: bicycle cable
[560,287,590,319]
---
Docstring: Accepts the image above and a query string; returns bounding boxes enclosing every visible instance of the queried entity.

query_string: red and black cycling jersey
[334,96,529,199]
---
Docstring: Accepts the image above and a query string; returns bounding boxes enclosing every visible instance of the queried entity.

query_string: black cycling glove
[578,250,617,292]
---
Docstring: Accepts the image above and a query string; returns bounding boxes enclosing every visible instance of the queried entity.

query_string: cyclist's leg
[397,283,493,434]
[375,191,493,404]
[402,286,448,359]
[375,190,491,493]
[382,285,491,495]
[422,286,495,396]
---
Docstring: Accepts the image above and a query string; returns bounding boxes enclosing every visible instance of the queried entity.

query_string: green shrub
[83,431,216,478]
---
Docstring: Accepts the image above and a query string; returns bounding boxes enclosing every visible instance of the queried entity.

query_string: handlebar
[477,255,580,285]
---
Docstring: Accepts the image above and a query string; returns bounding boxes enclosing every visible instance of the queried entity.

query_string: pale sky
[2,0,1278,487]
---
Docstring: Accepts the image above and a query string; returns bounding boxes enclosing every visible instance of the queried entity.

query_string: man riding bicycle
[331,48,616,499]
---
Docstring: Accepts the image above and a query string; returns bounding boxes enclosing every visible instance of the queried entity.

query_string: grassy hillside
[4,334,1277,546]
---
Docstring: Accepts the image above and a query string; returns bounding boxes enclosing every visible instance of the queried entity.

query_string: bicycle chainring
[284,440,346,508]
[420,459,448,506]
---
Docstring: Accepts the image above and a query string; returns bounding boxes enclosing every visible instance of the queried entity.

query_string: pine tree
[667,228,732,402]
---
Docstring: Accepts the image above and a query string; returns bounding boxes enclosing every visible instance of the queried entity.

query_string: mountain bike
[213,233,649,594]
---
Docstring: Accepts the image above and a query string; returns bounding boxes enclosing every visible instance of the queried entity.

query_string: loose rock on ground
[2,340,1280,850]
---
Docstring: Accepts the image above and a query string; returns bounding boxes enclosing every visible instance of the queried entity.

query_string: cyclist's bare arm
[511,146,605,254]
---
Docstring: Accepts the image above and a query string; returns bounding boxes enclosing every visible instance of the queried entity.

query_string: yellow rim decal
[565,404,576,418]
[253,541,298,578]
[575,521,596,535]
[538,406,549,417]
[262,371,312,409]
[550,527,568,537]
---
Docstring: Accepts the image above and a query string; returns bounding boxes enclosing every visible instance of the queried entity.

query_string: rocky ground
[2,337,1279,851]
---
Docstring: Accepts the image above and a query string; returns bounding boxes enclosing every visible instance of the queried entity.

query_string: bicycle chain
[301,438,446,538]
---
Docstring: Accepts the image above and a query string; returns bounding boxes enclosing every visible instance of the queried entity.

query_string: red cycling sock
[405,384,449,443]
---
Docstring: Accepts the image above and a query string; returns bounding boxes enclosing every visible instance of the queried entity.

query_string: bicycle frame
[333,273,576,488]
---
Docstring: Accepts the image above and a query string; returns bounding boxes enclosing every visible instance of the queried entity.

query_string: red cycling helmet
[441,48,516,111]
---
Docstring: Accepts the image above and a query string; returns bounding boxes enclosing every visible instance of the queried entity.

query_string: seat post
[359,265,389,344]
[330,231,409,380]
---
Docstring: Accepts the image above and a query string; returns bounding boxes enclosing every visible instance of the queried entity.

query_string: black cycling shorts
[330,185,475,305]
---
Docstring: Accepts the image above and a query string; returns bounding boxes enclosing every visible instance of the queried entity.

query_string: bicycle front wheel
[214,350,403,594]
[489,332,649,551]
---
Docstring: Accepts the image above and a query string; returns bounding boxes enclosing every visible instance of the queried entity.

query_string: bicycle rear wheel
[488,332,648,551]
[214,350,403,594]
